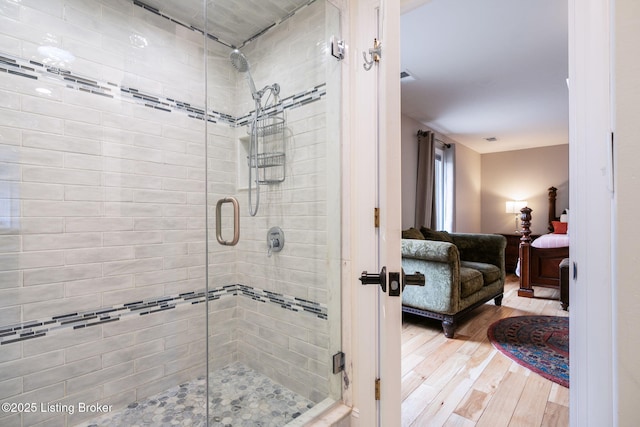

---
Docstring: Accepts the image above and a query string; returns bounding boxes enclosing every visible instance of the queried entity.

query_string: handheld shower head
[230,49,249,73]
[230,49,258,99]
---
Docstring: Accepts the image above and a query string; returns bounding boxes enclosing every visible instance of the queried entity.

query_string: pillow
[420,226,454,243]
[402,228,425,240]
[552,221,568,234]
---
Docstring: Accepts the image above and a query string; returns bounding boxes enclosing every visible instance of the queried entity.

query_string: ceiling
[400,0,569,154]
[138,0,310,47]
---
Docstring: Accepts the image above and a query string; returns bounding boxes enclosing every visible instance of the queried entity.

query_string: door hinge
[374,207,380,228]
[332,351,345,374]
[375,378,381,400]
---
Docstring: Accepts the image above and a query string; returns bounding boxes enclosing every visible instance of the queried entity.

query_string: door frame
[345,0,403,425]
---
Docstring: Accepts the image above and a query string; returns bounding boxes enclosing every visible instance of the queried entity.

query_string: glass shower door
[205,0,343,425]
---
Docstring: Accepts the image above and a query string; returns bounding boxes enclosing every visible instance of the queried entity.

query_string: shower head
[229,49,258,100]
[230,49,249,73]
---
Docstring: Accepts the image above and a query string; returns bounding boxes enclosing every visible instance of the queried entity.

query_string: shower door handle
[216,197,240,246]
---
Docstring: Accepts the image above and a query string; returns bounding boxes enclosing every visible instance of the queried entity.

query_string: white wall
[614,0,640,422]
[400,115,421,229]
[481,145,569,235]
[454,143,481,233]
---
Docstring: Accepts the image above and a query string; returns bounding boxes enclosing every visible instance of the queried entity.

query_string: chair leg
[494,295,503,306]
[442,318,455,338]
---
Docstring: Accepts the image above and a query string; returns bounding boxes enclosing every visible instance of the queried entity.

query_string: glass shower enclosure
[0,0,342,425]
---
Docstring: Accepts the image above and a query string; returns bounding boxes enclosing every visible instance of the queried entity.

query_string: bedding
[515,233,569,276]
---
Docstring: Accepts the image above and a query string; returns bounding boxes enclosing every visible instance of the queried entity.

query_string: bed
[517,186,569,298]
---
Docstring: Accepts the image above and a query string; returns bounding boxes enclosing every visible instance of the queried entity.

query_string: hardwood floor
[402,274,569,427]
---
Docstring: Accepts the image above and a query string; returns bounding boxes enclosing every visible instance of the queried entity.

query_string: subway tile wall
[0,0,339,425]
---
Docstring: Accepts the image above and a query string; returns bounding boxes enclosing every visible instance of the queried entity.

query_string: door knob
[359,267,387,292]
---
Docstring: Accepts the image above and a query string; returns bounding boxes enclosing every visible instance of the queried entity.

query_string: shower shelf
[249,116,285,137]
[245,112,286,185]
[247,152,285,168]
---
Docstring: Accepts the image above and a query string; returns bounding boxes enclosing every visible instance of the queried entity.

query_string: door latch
[387,269,425,297]
[402,269,425,291]
[359,266,387,292]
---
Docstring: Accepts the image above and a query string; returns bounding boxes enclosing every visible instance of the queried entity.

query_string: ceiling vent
[484,137,498,142]
[400,70,415,81]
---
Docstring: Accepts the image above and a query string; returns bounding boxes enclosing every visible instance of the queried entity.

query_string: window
[434,143,454,231]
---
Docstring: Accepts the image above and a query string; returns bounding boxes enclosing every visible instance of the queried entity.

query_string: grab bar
[215,197,240,246]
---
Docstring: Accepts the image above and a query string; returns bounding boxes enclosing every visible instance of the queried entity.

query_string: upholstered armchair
[401,230,507,338]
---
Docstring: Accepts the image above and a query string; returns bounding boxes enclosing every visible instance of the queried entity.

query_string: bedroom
[398,0,571,424]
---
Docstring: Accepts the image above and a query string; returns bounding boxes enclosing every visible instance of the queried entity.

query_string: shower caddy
[247,111,286,185]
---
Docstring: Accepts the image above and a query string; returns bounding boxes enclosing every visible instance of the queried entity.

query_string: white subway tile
[102,112,163,136]
[102,257,162,276]
[103,340,164,368]
[133,189,187,204]
[22,95,101,124]
[103,230,162,246]
[0,108,64,135]
[2,145,65,168]
[101,284,164,309]
[0,235,20,252]
[162,177,205,193]
[104,187,134,202]
[0,127,21,147]
[0,162,20,181]
[65,361,134,395]
[103,142,164,163]
[12,182,64,201]
[23,131,101,155]
[64,246,134,265]
[0,251,64,271]
[65,275,133,297]
[0,350,64,382]
[135,268,188,288]
[65,217,133,232]
[104,202,165,217]
[23,263,102,287]
[22,232,102,251]
[22,200,102,217]
[133,218,187,232]
[0,270,21,290]
[134,242,188,258]
[23,356,102,392]
[64,185,104,201]
[22,165,101,186]
[134,134,187,154]
[0,377,22,401]
[103,366,165,398]
[64,152,103,171]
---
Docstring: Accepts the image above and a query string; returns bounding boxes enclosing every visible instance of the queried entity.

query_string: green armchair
[401,232,507,338]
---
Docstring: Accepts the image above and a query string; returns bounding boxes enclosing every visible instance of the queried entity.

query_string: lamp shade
[505,200,527,214]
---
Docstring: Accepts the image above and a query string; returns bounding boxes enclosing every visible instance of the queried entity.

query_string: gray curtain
[414,129,436,229]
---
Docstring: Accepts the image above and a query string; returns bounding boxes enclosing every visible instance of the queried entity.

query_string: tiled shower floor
[83,363,314,427]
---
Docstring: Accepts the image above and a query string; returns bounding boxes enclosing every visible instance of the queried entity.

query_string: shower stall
[0,0,343,425]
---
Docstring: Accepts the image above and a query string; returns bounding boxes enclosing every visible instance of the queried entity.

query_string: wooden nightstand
[499,233,539,273]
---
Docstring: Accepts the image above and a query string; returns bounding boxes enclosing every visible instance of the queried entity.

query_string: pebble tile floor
[83,363,315,427]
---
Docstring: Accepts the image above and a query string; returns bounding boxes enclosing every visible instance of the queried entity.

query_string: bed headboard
[547,186,558,233]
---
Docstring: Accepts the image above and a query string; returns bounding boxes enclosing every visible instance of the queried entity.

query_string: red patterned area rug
[487,315,569,388]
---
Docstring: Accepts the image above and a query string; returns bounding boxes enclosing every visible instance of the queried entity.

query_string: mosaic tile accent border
[0,284,328,346]
[0,52,326,127]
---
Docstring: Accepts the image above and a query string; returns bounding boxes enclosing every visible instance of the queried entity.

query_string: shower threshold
[82,362,314,427]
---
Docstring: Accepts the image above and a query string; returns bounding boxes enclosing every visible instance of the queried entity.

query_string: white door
[349,0,402,425]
